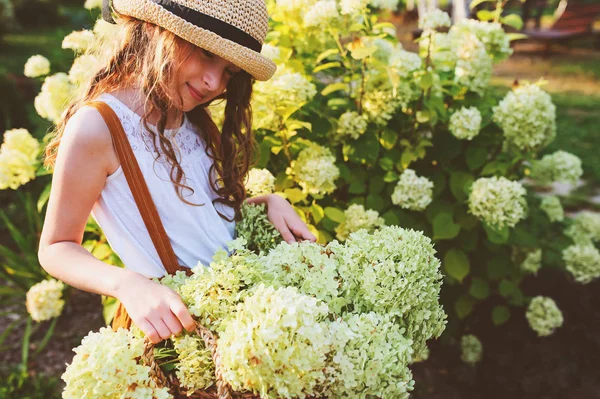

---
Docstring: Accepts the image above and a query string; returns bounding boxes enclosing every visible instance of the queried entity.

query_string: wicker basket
[141,320,260,399]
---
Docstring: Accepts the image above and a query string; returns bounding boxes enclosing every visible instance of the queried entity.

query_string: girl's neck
[108,87,184,130]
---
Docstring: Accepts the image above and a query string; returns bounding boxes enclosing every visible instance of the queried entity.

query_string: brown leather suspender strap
[87,101,185,277]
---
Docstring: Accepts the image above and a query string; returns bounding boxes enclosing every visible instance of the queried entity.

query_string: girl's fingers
[275,217,296,243]
[171,301,196,332]
[151,318,173,341]
[288,221,316,242]
[138,318,161,344]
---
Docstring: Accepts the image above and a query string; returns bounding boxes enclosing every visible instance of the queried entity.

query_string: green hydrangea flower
[531,151,583,185]
[562,243,600,284]
[540,195,564,222]
[461,334,483,365]
[235,202,282,254]
[468,176,527,230]
[526,296,563,337]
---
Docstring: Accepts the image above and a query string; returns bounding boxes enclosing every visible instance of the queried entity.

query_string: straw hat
[105,0,277,81]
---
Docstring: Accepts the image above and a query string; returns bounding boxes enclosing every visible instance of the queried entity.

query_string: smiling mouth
[186,83,204,102]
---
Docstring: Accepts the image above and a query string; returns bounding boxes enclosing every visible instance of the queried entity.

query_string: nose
[201,64,224,93]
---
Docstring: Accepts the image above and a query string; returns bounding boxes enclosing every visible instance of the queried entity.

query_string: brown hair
[43,16,255,221]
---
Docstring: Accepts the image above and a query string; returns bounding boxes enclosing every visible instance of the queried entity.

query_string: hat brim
[112,0,277,81]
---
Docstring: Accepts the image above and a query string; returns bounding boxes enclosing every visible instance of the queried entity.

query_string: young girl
[37,0,315,346]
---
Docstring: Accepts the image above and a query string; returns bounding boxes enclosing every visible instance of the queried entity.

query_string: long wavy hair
[43,16,255,221]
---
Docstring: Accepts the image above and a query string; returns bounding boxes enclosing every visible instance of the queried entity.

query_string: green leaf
[348,180,366,194]
[327,98,351,109]
[33,318,58,357]
[315,48,340,64]
[507,33,528,41]
[416,110,431,123]
[324,207,345,223]
[383,170,398,182]
[313,61,342,73]
[310,202,325,224]
[455,295,475,319]
[469,277,490,299]
[498,279,524,305]
[501,14,524,30]
[321,82,349,96]
[379,128,398,150]
[484,224,510,244]
[102,296,119,326]
[379,157,394,171]
[284,188,307,204]
[492,305,510,325]
[477,9,494,21]
[342,132,380,164]
[350,46,376,60]
[37,183,52,213]
[0,319,19,347]
[433,212,461,240]
[486,258,509,280]
[382,210,400,226]
[450,172,474,202]
[444,249,470,282]
[366,195,385,212]
[466,146,488,170]
[21,316,32,367]
[92,243,113,260]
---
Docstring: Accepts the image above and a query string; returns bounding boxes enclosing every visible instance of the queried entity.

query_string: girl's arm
[246,194,317,243]
[38,106,195,342]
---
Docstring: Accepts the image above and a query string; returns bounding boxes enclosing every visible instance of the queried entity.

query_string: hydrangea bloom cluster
[562,244,600,284]
[334,226,446,354]
[0,128,40,190]
[340,0,369,15]
[62,327,172,399]
[421,32,454,72]
[25,279,65,322]
[62,30,95,52]
[84,0,101,9]
[335,204,384,241]
[391,169,434,211]
[461,334,483,365]
[218,285,330,399]
[69,55,100,85]
[235,203,282,254]
[23,55,50,78]
[451,32,492,95]
[336,111,368,140]
[324,312,414,398]
[565,211,600,244]
[245,168,275,197]
[531,150,583,185]
[289,143,339,195]
[493,83,556,151]
[362,90,411,126]
[418,8,451,31]
[171,334,214,391]
[370,0,399,11]
[468,177,527,230]
[540,195,564,222]
[304,0,339,27]
[451,19,512,61]
[521,249,542,275]
[388,49,422,78]
[253,240,345,313]
[449,106,482,140]
[526,296,564,337]
[34,72,75,123]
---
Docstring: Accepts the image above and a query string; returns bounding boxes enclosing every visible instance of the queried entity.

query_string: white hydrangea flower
[335,204,384,241]
[468,176,527,230]
[68,55,100,85]
[324,312,414,398]
[84,0,102,9]
[451,31,492,95]
[493,83,556,151]
[333,226,447,354]
[1,128,39,158]
[531,150,583,185]
[0,150,36,190]
[93,18,122,39]
[451,19,512,61]
[461,334,483,365]
[565,211,600,245]
[289,143,339,195]
[419,8,451,31]
[562,243,600,284]
[362,37,400,63]
[171,333,214,391]
[363,90,409,125]
[370,0,399,11]
[420,32,455,72]
[526,296,564,337]
[34,73,75,123]
[24,55,50,78]
[218,285,331,399]
[252,240,346,313]
[388,49,422,78]
[275,0,306,11]
[521,249,542,274]
[253,66,316,131]
[25,279,65,322]
[540,195,564,222]
[245,168,275,197]
[304,0,339,27]
[62,30,95,52]
[449,106,482,140]
[336,111,368,140]
[261,43,281,63]
[340,0,370,15]
[62,327,172,399]
[391,169,434,211]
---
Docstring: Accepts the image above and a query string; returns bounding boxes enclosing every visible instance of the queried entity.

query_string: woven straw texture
[112,0,277,81]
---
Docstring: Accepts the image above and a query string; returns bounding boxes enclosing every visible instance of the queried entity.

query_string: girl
[37,0,316,346]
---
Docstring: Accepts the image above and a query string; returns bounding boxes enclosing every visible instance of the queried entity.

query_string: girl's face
[176,47,242,112]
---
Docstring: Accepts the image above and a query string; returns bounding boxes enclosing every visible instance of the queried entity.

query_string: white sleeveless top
[90,93,235,278]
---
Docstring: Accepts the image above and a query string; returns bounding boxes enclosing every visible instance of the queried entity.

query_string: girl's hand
[247,194,317,244]
[116,272,196,344]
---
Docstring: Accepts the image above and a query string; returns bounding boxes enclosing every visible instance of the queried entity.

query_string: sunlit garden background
[1,0,599,397]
